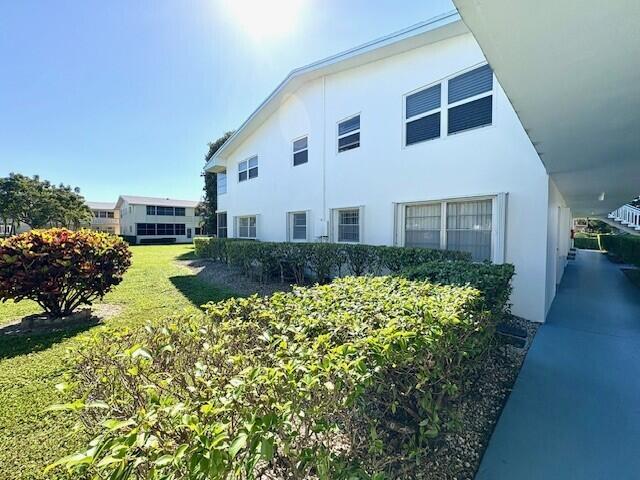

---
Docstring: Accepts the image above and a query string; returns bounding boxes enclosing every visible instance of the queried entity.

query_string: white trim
[287,210,310,242]
[236,214,257,239]
[291,135,309,167]
[238,155,258,183]
[395,193,507,263]
[330,206,364,243]
[336,113,361,153]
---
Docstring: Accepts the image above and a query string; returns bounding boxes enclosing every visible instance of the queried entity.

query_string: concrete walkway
[477,250,640,480]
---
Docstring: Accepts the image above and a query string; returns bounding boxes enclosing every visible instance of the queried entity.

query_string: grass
[0,244,237,479]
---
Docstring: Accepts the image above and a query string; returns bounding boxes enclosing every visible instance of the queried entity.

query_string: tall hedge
[600,234,640,266]
[193,237,472,284]
[51,276,492,479]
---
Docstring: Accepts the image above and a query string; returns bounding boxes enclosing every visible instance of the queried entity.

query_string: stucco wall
[545,178,572,314]
[217,32,554,322]
[119,202,202,244]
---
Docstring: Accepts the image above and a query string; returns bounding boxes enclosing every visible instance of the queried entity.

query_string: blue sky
[0,0,454,202]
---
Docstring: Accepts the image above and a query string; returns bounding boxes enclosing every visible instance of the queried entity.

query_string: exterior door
[187,228,192,239]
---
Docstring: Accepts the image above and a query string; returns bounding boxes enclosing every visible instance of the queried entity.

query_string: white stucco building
[86,201,120,235]
[205,13,573,323]
[116,195,204,244]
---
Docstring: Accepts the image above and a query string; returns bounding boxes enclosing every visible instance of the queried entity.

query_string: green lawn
[0,244,236,479]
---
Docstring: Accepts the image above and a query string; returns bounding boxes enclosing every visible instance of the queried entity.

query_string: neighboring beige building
[116,195,204,244]
[86,201,120,235]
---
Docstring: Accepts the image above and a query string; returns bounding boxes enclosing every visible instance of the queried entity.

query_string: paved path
[476,250,640,480]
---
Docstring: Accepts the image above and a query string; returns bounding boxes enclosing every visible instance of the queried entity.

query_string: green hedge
[401,260,515,317]
[193,237,472,283]
[53,276,493,478]
[600,234,640,266]
[573,234,600,250]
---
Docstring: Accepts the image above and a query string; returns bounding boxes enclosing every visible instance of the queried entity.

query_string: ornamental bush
[401,260,515,317]
[52,276,492,479]
[0,228,131,317]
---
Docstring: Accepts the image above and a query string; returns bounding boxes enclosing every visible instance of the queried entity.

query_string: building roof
[205,11,466,172]
[116,195,201,208]
[86,201,117,210]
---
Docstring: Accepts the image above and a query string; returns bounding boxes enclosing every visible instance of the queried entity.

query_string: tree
[202,131,234,235]
[0,173,92,236]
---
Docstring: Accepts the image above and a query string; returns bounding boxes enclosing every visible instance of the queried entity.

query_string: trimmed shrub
[573,233,600,250]
[401,260,515,317]
[0,228,131,317]
[52,276,492,478]
[600,234,640,267]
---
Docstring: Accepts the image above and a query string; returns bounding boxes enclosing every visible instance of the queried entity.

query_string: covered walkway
[477,250,640,480]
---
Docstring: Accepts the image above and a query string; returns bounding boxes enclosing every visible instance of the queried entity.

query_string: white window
[405,83,441,145]
[292,137,308,166]
[288,211,307,241]
[337,115,360,152]
[447,64,493,135]
[401,197,495,262]
[238,156,258,182]
[237,215,257,239]
[334,208,361,243]
[217,212,227,238]
[217,171,227,195]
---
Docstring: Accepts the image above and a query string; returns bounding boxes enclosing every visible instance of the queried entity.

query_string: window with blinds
[289,211,307,241]
[217,212,227,238]
[238,216,257,239]
[446,199,492,261]
[405,203,441,249]
[403,198,493,261]
[405,84,441,145]
[293,137,308,166]
[447,64,493,135]
[217,171,227,195]
[239,156,258,182]
[337,115,360,152]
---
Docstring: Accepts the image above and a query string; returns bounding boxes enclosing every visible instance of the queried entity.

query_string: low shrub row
[600,234,640,267]
[573,233,600,250]
[52,276,493,479]
[193,237,472,283]
[401,260,515,316]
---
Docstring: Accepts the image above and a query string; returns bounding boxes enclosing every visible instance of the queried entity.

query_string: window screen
[292,212,307,240]
[446,199,492,261]
[338,209,359,242]
[405,203,441,249]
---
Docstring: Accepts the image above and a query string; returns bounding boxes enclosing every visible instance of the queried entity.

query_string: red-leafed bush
[0,228,131,317]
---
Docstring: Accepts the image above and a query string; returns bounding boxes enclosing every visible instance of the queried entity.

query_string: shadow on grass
[176,250,198,261]
[169,274,238,310]
[0,322,96,360]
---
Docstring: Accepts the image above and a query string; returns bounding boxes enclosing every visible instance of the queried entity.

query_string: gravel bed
[177,258,293,297]
[409,315,539,479]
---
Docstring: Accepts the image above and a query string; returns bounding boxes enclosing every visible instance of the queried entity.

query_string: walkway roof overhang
[205,11,467,173]
[453,0,640,216]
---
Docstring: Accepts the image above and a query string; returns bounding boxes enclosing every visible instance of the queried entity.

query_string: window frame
[401,62,495,148]
[217,212,228,238]
[403,81,442,147]
[395,193,506,263]
[238,155,258,183]
[331,207,363,244]
[446,63,494,136]
[217,171,227,195]
[236,215,257,239]
[292,135,309,167]
[287,211,309,242]
[146,205,156,215]
[336,113,361,153]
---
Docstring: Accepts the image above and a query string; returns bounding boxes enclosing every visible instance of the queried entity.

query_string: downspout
[321,75,327,240]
